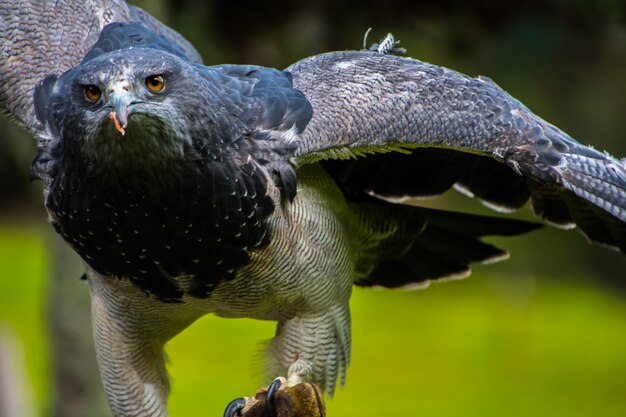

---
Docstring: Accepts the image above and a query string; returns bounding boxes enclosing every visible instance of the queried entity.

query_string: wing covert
[197,64,313,199]
[287,51,626,252]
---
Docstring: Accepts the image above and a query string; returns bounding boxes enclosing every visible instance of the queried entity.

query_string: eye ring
[84,85,101,101]
[145,75,165,92]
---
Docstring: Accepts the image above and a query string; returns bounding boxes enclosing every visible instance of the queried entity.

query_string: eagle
[0,2,624,417]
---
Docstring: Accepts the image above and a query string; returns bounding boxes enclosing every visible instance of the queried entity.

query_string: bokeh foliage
[1,224,625,416]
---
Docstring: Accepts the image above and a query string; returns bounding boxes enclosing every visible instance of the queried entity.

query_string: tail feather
[366,230,509,289]
[352,203,542,289]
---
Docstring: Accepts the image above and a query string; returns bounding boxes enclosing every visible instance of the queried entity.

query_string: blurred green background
[0,0,625,416]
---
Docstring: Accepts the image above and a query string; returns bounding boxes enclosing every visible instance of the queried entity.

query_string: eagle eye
[84,84,101,101]
[145,75,165,92]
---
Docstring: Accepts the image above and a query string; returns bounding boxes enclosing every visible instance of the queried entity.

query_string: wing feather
[288,51,626,252]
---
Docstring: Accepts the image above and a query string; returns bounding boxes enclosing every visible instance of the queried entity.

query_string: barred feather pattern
[87,164,355,415]
[266,305,351,395]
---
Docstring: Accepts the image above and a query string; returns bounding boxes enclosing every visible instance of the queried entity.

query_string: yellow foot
[223,377,326,417]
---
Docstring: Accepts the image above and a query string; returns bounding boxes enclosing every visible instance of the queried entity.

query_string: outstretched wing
[287,51,626,253]
[0,0,201,136]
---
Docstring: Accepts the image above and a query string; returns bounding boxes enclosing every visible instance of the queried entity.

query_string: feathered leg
[88,270,202,417]
[224,305,350,417]
[267,306,351,395]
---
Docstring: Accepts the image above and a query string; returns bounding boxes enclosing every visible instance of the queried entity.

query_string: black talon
[265,378,283,416]
[312,384,326,417]
[223,397,246,417]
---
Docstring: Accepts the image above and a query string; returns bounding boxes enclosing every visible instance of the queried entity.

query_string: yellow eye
[146,75,165,92]
[84,85,101,101]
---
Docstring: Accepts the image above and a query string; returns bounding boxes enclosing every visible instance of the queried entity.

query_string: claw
[265,377,283,416]
[224,377,324,417]
[311,384,326,417]
[223,397,246,417]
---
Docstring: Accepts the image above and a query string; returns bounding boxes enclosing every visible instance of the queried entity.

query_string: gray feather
[288,51,626,252]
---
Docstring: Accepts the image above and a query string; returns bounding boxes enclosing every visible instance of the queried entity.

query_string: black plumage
[46,151,275,300]
[35,22,312,300]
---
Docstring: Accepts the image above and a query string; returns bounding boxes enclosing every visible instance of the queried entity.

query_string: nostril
[109,81,131,94]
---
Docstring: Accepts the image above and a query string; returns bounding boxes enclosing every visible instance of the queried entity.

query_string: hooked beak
[107,83,133,136]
